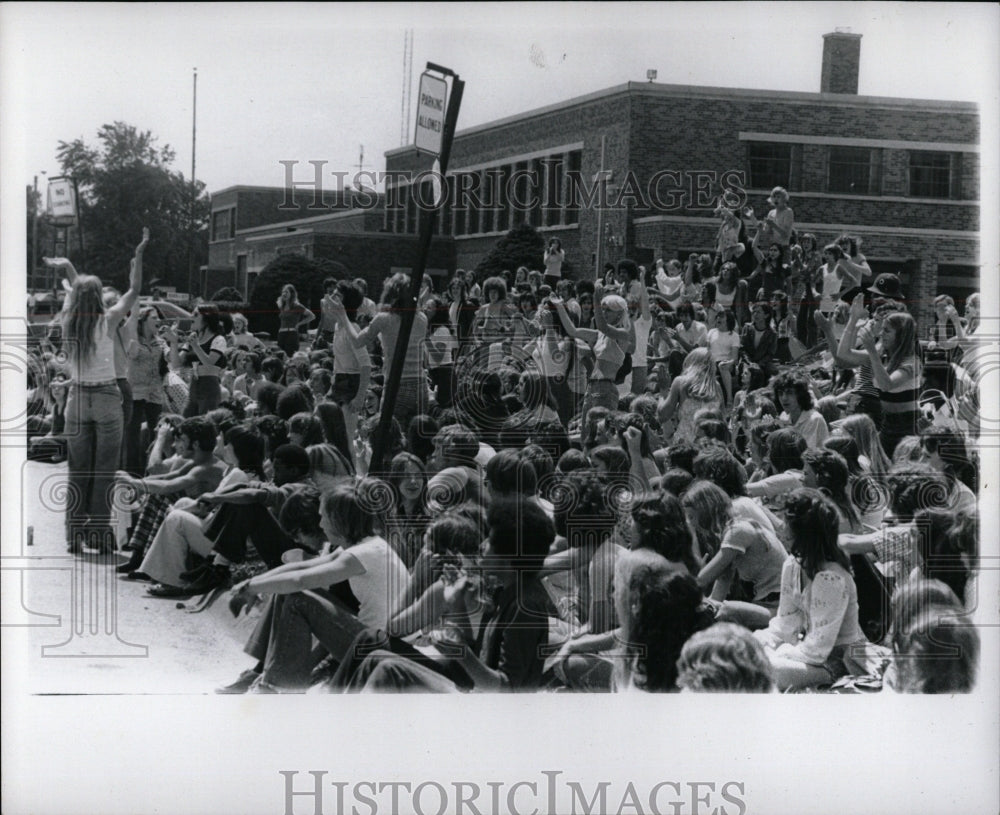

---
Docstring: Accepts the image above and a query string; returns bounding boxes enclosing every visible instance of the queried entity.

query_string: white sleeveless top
[76,317,117,384]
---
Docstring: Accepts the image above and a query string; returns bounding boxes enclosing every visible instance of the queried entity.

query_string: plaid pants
[127,492,182,557]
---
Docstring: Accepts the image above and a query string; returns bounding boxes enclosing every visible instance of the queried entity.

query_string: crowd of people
[24,194,983,693]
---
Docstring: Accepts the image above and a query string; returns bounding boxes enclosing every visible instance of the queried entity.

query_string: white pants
[140,508,215,587]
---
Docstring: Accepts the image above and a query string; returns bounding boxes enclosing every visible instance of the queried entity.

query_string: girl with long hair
[612,559,715,692]
[423,295,457,409]
[754,488,867,690]
[657,348,724,444]
[330,272,429,431]
[47,228,148,553]
[835,413,891,476]
[802,448,863,533]
[311,402,356,485]
[275,284,315,357]
[857,303,921,457]
[124,305,168,476]
[165,303,229,417]
[682,480,786,630]
[713,261,750,326]
[384,452,429,569]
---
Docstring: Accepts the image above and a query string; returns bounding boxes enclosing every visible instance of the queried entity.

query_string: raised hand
[136,227,150,253]
[849,293,868,322]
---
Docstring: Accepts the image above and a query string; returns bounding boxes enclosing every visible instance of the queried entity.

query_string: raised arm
[833,294,872,367]
[552,298,596,344]
[107,228,149,326]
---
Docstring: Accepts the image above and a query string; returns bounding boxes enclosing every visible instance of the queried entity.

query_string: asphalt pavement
[9,460,254,695]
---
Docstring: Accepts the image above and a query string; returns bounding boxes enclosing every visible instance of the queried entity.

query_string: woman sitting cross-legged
[754,488,868,691]
[219,477,409,693]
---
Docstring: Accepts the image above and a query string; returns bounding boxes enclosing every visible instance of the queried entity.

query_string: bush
[475,222,545,280]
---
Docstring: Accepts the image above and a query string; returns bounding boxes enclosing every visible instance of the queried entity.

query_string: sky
[2,2,998,195]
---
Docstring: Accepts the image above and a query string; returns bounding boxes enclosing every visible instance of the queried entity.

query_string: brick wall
[246,232,456,298]
[386,88,977,273]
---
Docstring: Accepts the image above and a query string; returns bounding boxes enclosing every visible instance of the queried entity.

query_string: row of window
[747,142,965,199]
[385,149,584,238]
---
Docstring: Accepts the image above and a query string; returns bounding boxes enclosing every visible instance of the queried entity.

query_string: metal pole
[188,67,197,298]
[72,177,85,269]
[31,175,38,290]
[595,135,606,280]
[370,67,464,472]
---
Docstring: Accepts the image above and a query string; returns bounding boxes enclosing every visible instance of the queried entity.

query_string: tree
[55,122,209,292]
[474,222,545,280]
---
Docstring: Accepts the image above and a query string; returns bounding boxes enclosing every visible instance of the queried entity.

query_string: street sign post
[414,71,448,156]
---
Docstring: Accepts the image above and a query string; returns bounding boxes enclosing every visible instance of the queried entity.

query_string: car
[138,299,194,332]
[26,292,66,345]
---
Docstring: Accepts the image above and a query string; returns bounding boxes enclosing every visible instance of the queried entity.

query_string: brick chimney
[821,31,862,94]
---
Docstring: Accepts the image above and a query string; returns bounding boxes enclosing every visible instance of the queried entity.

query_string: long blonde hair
[838,413,891,476]
[62,275,105,365]
[681,348,721,401]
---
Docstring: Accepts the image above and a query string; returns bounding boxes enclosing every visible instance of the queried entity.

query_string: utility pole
[187,67,197,298]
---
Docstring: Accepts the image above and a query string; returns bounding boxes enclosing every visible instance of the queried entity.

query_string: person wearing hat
[867,272,903,302]
[551,274,634,418]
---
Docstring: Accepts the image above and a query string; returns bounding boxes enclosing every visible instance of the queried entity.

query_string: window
[565,150,582,225]
[211,209,233,242]
[828,147,872,194]
[747,143,792,190]
[909,151,952,198]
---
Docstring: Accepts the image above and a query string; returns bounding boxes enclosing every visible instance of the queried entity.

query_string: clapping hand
[849,293,868,322]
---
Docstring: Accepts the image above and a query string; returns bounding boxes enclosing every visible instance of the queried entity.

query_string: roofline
[386,81,979,158]
[209,184,289,198]
[236,204,383,236]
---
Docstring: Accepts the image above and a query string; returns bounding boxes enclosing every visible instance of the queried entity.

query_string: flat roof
[237,207,374,235]
[386,81,978,158]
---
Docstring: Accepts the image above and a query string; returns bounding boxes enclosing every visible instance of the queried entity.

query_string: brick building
[383,31,979,331]
[205,184,455,300]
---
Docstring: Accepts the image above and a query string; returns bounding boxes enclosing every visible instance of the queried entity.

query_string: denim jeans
[64,383,123,547]
[245,590,370,690]
[125,399,162,476]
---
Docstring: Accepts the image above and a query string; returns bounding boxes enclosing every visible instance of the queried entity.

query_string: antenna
[355,144,367,174]
[400,29,414,146]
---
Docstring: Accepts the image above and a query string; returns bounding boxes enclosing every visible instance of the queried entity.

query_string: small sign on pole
[414,71,448,156]
[47,177,78,224]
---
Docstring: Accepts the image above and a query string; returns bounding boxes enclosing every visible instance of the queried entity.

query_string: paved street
[8,460,254,695]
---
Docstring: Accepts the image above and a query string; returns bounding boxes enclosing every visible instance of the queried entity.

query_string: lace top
[755,557,866,665]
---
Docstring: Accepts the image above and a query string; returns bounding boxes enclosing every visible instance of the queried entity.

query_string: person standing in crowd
[328,280,371,445]
[552,279,633,419]
[424,295,458,409]
[165,304,229,417]
[275,284,314,357]
[835,234,873,302]
[124,306,168,476]
[543,238,565,289]
[313,278,339,350]
[230,313,263,351]
[45,228,148,554]
[330,272,428,430]
[852,291,921,458]
[758,187,795,257]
